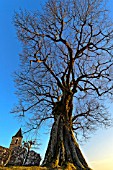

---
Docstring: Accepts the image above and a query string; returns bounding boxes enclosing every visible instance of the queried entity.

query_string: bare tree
[12,0,113,169]
[23,140,35,165]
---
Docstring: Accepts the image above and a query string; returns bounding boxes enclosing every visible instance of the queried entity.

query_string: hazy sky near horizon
[0,1,113,170]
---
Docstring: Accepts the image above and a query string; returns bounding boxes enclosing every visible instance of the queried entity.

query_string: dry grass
[0,166,49,170]
[0,166,70,170]
[0,166,66,170]
[0,163,88,170]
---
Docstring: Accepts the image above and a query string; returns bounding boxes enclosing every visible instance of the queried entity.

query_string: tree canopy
[13,0,113,140]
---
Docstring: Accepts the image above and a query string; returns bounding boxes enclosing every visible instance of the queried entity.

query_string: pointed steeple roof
[13,128,23,138]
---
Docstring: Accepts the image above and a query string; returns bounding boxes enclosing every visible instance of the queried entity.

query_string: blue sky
[0,1,113,169]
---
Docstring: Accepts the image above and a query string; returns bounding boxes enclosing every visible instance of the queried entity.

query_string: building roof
[13,128,23,138]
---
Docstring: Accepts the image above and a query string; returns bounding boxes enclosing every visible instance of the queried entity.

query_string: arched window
[15,138,19,144]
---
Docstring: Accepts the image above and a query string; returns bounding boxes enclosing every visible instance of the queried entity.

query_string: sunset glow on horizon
[89,155,113,170]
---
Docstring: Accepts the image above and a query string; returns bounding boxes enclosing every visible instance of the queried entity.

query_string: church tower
[9,128,23,150]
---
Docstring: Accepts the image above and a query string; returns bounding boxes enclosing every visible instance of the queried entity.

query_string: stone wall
[0,146,41,167]
[24,150,41,166]
[7,146,27,166]
[0,146,11,166]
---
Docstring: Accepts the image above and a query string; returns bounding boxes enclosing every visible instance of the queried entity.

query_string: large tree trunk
[42,95,92,170]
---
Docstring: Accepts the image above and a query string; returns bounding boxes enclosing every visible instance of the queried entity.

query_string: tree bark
[42,95,92,170]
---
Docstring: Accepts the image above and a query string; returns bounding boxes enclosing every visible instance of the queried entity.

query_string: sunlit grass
[0,166,48,170]
[0,163,89,170]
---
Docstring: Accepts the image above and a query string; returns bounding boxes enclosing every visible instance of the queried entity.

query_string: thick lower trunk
[42,115,92,170]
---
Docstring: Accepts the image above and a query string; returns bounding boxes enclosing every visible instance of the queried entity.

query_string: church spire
[13,128,23,138]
